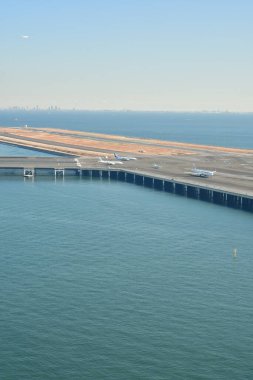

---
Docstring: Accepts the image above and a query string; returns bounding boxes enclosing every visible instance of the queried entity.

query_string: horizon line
[0,107,253,114]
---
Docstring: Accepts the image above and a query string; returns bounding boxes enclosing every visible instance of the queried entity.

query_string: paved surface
[0,127,252,197]
[0,154,252,197]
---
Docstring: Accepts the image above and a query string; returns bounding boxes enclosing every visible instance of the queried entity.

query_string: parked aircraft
[188,165,216,178]
[114,153,137,161]
[74,158,81,167]
[98,157,123,165]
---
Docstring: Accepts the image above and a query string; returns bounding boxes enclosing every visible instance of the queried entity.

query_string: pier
[79,168,253,212]
[0,157,252,213]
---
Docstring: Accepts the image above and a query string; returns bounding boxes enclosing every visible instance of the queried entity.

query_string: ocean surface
[0,111,252,379]
[0,143,59,157]
[1,177,252,380]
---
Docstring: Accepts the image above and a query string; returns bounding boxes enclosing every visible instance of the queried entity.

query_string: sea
[0,111,252,379]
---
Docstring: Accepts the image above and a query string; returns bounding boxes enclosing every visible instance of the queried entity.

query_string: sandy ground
[0,126,253,157]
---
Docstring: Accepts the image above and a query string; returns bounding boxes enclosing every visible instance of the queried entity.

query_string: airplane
[98,157,123,165]
[74,158,81,167]
[188,165,216,178]
[114,153,137,161]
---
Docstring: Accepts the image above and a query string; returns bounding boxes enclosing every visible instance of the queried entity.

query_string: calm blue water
[0,110,253,149]
[0,177,252,379]
[0,143,60,157]
[0,111,252,379]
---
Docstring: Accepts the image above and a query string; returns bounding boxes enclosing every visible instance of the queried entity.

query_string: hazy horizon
[1,107,253,115]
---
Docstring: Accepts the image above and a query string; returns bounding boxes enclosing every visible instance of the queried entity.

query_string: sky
[0,0,253,111]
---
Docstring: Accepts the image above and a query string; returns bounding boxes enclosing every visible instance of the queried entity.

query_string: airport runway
[0,126,252,197]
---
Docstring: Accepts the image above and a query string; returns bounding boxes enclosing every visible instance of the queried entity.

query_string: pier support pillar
[187,185,199,199]
[164,181,175,193]
[175,183,186,196]
[213,191,226,205]
[118,171,126,182]
[227,194,242,209]
[109,171,118,180]
[242,197,253,212]
[144,176,154,188]
[102,170,109,179]
[126,172,135,183]
[91,170,101,178]
[55,169,64,178]
[154,178,164,191]
[135,174,144,186]
[82,170,91,177]
[199,188,212,202]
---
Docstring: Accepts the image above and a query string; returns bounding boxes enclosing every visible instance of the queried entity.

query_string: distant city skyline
[1,0,253,112]
[1,106,253,114]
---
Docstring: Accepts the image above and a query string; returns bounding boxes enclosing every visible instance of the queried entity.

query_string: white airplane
[21,35,30,39]
[98,157,123,165]
[188,165,216,178]
[114,153,137,161]
[74,158,81,167]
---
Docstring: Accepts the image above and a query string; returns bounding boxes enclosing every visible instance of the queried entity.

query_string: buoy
[232,248,237,257]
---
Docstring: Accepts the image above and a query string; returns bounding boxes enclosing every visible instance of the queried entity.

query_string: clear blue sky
[0,0,252,111]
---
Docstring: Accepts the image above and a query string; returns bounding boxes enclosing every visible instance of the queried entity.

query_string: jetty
[0,126,252,212]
